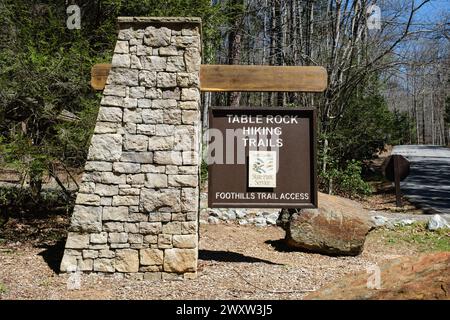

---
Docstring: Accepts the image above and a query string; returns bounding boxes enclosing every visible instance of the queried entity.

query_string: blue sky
[414,0,449,22]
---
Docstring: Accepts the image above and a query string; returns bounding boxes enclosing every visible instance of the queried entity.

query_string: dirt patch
[1,222,444,300]
[305,252,450,300]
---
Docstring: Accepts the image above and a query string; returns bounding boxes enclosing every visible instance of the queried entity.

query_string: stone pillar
[60,17,202,280]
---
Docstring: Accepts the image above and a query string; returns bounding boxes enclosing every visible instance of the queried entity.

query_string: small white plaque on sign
[248,150,277,188]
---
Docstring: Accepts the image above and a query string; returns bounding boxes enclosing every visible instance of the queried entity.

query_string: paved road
[392,145,450,214]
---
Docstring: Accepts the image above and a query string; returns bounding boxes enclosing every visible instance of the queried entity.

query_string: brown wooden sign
[383,154,410,182]
[200,65,327,92]
[91,63,113,90]
[90,64,328,92]
[207,107,317,208]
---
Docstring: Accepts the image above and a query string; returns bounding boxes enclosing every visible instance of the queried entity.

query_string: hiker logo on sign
[249,151,277,188]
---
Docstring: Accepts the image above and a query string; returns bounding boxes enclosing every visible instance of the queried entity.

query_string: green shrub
[200,159,208,185]
[320,160,372,198]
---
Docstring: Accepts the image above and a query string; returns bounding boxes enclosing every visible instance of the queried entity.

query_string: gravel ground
[0,224,417,300]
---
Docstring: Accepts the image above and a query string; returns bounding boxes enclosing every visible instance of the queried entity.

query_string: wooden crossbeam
[91,64,327,92]
[200,65,327,92]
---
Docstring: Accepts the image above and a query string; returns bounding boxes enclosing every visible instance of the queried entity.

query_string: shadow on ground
[199,249,282,265]
[265,239,298,252]
[37,239,66,274]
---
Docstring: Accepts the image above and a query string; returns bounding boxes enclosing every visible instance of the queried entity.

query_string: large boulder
[305,252,450,300]
[280,192,373,256]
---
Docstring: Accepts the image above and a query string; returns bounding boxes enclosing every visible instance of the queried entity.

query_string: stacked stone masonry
[60,17,202,280]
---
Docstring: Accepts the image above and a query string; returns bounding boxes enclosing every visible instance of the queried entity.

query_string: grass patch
[0,282,7,294]
[379,222,450,252]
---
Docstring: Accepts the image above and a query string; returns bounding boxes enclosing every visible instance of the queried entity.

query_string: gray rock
[235,209,247,219]
[266,213,279,225]
[427,214,450,231]
[238,220,248,225]
[254,217,267,227]
[208,209,222,219]
[208,216,220,224]
[223,210,236,220]
[371,215,389,227]
[148,136,174,150]
[395,219,416,227]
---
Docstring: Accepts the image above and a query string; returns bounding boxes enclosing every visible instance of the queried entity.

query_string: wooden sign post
[90,61,328,209]
[383,154,410,207]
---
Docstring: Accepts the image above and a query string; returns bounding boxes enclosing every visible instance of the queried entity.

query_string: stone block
[139,222,162,235]
[113,162,141,174]
[120,152,153,164]
[144,26,171,46]
[139,70,157,87]
[76,193,101,206]
[87,134,122,161]
[112,195,140,206]
[114,41,129,54]
[140,248,164,266]
[70,205,102,232]
[85,161,113,172]
[65,233,90,249]
[90,232,108,244]
[157,72,177,88]
[98,107,123,122]
[145,173,168,188]
[158,234,172,249]
[109,232,128,243]
[103,206,129,221]
[168,175,198,187]
[123,134,148,151]
[141,109,164,124]
[163,248,197,273]
[95,184,119,196]
[154,151,182,165]
[112,54,131,68]
[140,188,181,212]
[107,68,138,86]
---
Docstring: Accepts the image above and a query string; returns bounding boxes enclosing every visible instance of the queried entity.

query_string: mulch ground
[0,219,422,300]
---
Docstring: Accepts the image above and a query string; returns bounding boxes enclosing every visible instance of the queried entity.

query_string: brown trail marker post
[383,154,410,207]
[73,16,327,279]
